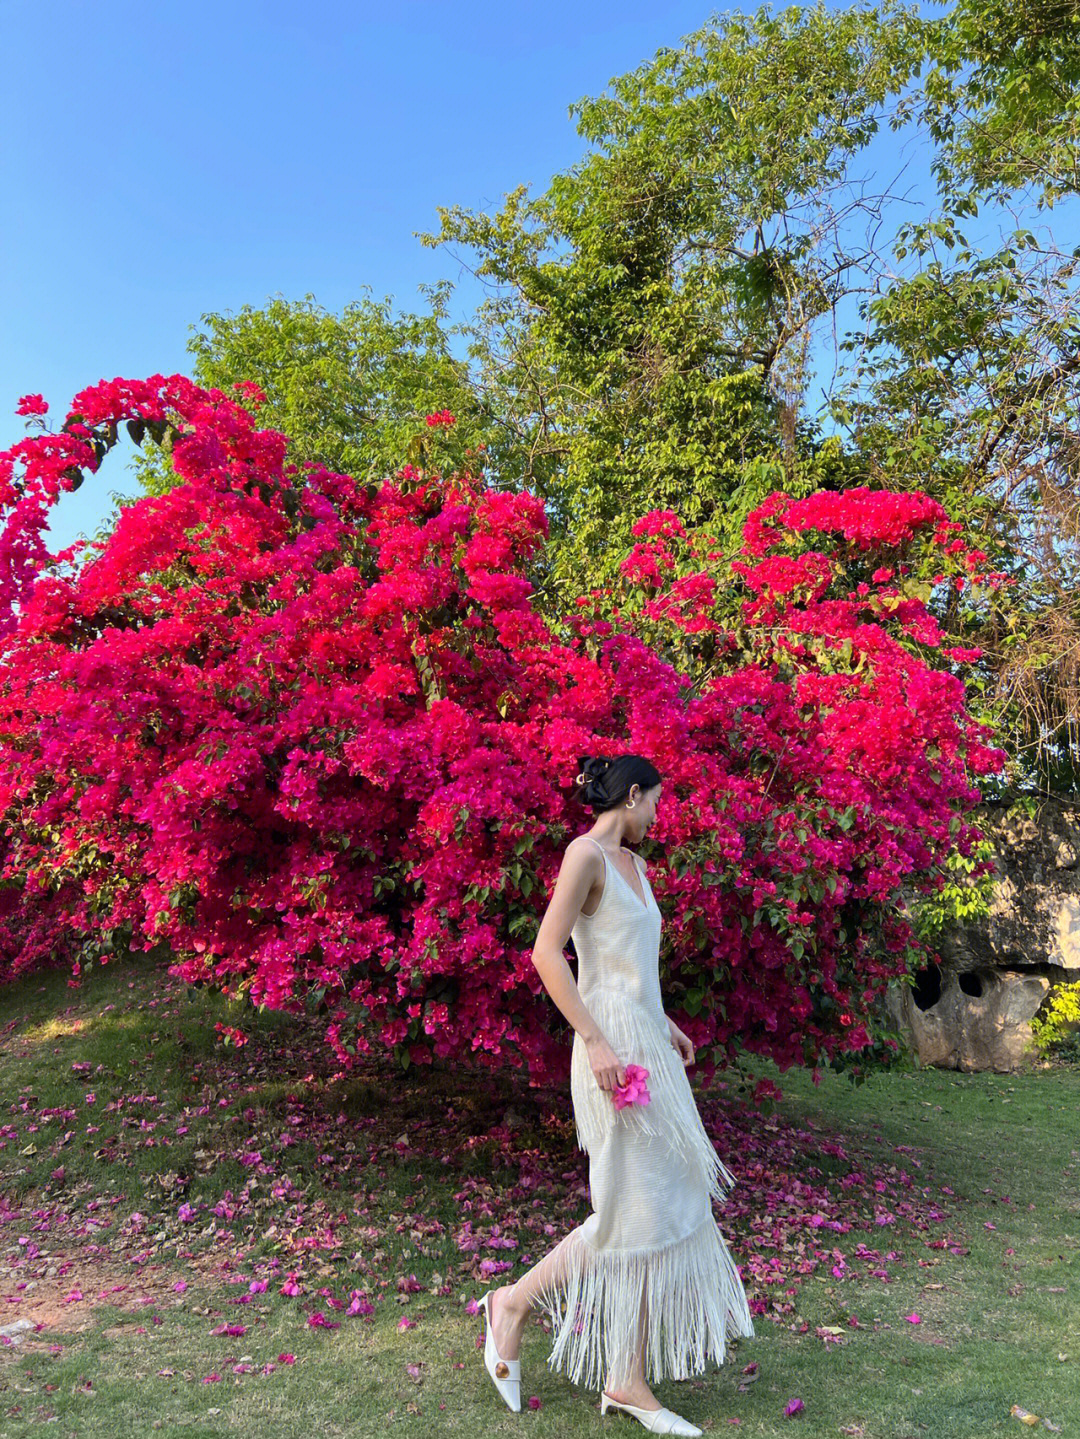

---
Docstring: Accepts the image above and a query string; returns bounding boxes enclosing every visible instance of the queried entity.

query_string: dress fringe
[534,1211,756,1392]
[571,987,737,1207]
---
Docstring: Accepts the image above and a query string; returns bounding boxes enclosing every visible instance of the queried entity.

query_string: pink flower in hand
[612,1064,651,1110]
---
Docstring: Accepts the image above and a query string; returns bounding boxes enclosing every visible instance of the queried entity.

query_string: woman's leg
[488,1230,581,1361]
[492,1236,662,1410]
[603,1274,662,1409]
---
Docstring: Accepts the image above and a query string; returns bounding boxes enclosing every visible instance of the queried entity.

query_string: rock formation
[886,795,1080,1071]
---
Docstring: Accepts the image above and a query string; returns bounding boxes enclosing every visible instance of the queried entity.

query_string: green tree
[833,0,1080,790]
[422,1,925,608]
[132,286,496,497]
[921,0,1080,208]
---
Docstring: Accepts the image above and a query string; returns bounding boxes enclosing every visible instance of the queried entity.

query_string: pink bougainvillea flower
[230,379,267,406]
[784,1397,804,1417]
[0,373,1005,1096]
[612,1064,651,1110]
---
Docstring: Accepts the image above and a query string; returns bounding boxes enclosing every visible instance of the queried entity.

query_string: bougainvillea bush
[0,377,1005,1090]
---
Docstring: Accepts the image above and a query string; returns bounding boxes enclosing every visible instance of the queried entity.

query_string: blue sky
[0,0,1040,553]
[6,2,749,547]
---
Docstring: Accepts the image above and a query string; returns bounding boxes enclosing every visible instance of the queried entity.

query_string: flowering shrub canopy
[0,376,1004,1086]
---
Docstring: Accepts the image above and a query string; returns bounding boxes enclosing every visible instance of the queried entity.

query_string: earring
[625,799,636,809]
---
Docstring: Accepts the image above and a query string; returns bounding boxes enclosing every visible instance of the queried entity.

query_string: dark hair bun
[574,755,613,808]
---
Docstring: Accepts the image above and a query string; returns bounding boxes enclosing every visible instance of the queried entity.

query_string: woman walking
[479,754,755,1435]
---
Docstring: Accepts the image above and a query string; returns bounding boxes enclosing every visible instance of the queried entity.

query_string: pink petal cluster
[612,1064,651,1110]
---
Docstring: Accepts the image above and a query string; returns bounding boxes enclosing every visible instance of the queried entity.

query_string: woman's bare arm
[529,838,603,1044]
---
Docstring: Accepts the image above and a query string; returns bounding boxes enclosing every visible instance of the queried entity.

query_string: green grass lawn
[1,952,1078,1438]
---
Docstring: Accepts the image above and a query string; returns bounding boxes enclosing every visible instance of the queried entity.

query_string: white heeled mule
[479,1288,521,1412]
[600,1391,703,1436]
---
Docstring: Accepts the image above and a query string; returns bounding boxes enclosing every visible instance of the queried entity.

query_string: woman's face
[627,782,661,842]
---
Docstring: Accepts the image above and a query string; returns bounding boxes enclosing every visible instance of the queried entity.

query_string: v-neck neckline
[605,850,649,912]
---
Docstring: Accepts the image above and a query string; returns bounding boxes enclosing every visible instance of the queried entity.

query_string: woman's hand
[667,1016,696,1068]
[585,1033,627,1093]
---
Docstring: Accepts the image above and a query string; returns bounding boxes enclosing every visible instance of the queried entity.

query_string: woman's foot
[489,1283,528,1361]
[603,1382,663,1411]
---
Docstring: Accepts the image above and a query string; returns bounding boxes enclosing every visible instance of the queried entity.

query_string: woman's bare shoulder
[565,834,602,860]
[563,835,605,872]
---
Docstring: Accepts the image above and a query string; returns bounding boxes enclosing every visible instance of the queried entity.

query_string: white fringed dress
[535,836,755,1392]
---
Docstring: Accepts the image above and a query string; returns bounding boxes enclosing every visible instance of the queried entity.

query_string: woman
[478,754,755,1436]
